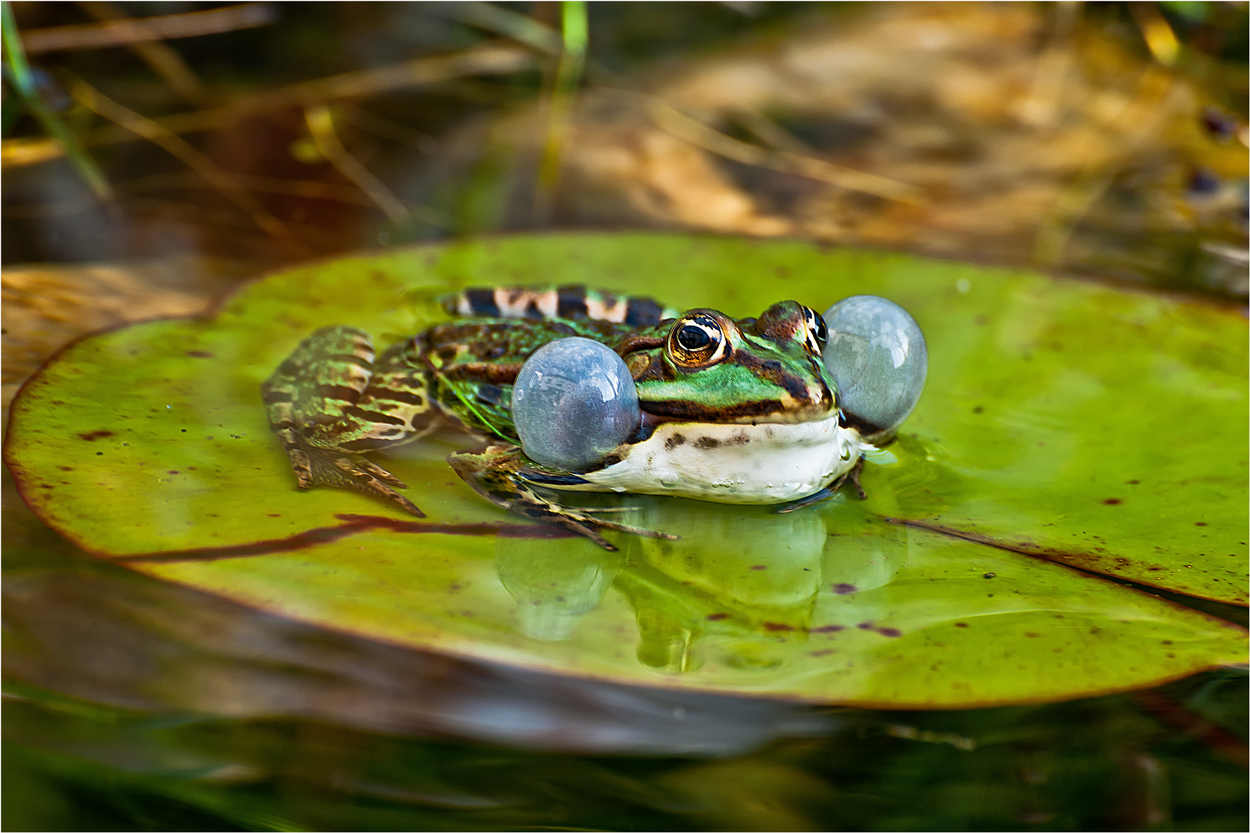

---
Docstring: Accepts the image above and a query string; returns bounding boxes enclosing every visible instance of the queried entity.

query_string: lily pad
[4,233,1246,707]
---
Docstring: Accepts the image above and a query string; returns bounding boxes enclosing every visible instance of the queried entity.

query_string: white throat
[575,416,866,504]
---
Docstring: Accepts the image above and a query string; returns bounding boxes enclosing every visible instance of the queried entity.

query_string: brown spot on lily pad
[186,350,214,358]
[77,430,114,441]
[1103,498,1122,505]
[832,583,857,594]
[876,627,902,638]
[810,625,844,634]
[706,612,729,621]
[762,622,794,632]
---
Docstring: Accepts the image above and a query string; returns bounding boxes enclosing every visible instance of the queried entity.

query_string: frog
[261,285,870,550]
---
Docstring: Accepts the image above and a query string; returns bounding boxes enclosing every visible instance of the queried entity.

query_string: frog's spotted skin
[262,285,867,549]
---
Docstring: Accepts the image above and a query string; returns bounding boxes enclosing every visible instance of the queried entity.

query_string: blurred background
[3,2,1247,830]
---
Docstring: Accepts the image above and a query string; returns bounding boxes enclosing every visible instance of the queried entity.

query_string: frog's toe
[329,456,425,517]
[355,457,408,489]
[287,445,424,517]
[287,446,315,490]
[507,488,678,549]
[581,516,680,541]
[546,504,679,545]
[558,518,616,551]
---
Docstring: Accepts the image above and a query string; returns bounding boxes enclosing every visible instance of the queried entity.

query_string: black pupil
[677,325,712,351]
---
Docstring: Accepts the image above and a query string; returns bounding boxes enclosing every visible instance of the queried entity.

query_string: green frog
[261,286,868,549]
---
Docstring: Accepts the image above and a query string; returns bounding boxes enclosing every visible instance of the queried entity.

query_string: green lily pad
[4,233,1246,707]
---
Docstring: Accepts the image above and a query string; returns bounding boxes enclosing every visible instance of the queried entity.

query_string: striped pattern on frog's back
[425,286,676,441]
[443,285,680,327]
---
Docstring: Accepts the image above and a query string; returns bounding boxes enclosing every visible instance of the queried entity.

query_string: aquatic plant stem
[1,1,111,199]
[304,104,409,225]
[534,1,587,222]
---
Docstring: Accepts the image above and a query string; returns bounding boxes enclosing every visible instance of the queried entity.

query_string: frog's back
[442,285,678,327]
[424,286,677,438]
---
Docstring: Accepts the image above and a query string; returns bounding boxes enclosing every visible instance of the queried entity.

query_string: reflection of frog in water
[495,494,910,673]
[617,500,829,673]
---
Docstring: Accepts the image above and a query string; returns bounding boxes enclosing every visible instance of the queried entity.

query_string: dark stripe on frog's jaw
[637,398,822,422]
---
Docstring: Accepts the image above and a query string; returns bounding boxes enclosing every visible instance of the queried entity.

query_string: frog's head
[624,301,836,425]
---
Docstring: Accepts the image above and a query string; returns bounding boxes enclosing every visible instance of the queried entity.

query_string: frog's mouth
[632,403,837,446]
[638,398,834,425]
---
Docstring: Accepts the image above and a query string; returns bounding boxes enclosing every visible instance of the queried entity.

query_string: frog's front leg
[262,326,440,516]
[448,442,678,551]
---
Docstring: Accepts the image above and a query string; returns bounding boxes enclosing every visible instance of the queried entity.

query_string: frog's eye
[802,306,828,354]
[667,313,728,367]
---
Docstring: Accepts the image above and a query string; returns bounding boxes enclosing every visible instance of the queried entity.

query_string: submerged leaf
[4,234,1245,706]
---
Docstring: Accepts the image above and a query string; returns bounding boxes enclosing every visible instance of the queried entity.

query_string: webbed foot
[287,444,425,517]
[508,488,680,551]
[448,442,678,551]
